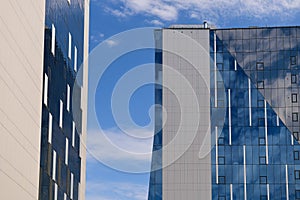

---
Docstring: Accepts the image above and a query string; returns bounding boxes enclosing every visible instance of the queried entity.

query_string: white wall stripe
[59,100,63,128]
[291,134,294,146]
[243,145,247,200]
[267,184,270,200]
[248,78,252,126]
[70,173,74,199]
[276,115,280,126]
[54,183,58,200]
[228,89,232,145]
[67,85,70,112]
[68,32,72,59]
[215,126,218,184]
[65,138,69,165]
[52,150,56,181]
[74,46,78,72]
[44,74,48,106]
[72,121,75,147]
[234,59,237,71]
[51,24,56,55]
[48,113,52,144]
[214,32,217,108]
[286,165,289,200]
[230,184,233,200]
[264,100,269,164]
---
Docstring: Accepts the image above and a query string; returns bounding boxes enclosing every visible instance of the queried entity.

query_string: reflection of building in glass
[149,25,300,200]
[0,1,89,199]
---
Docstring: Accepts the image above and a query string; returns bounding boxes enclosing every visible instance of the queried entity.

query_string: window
[256,62,264,70]
[218,137,224,145]
[293,132,299,140]
[217,63,223,71]
[259,137,265,145]
[292,113,299,122]
[292,94,298,103]
[72,121,75,147]
[67,85,70,111]
[260,176,267,184]
[295,170,300,179]
[291,56,297,65]
[258,100,264,108]
[258,118,265,127]
[296,190,300,199]
[218,156,225,165]
[257,81,264,89]
[48,113,53,144]
[52,150,56,181]
[217,100,225,107]
[294,151,299,160]
[65,138,69,165]
[44,74,48,106]
[54,183,58,200]
[74,46,77,71]
[218,176,225,184]
[259,156,266,164]
[70,173,74,199]
[59,100,63,128]
[292,74,297,84]
[260,196,267,200]
[68,33,72,59]
[218,197,225,200]
[51,24,56,55]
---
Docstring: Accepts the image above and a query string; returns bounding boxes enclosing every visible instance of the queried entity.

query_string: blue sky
[86,1,300,199]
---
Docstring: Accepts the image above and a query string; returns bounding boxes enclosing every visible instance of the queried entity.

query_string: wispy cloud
[105,39,119,47]
[86,181,148,200]
[86,128,153,172]
[146,19,164,26]
[103,0,300,24]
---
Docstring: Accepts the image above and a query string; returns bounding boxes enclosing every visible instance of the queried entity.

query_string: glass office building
[0,0,89,199]
[149,25,300,200]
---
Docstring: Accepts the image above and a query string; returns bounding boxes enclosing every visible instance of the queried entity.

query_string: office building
[149,25,300,199]
[0,0,89,199]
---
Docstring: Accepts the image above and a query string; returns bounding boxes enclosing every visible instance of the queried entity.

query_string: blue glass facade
[39,0,85,199]
[211,27,300,199]
[150,26,300,199]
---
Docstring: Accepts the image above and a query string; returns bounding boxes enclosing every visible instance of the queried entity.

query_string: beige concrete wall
[0,0,45,199]
[162,29,211,200]
[79,0,89,199]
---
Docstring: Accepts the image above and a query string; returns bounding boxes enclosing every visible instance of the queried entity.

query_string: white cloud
[105,0,300,23]
[86,181,148,200]
[86,128,153,172]
[105,39,119,47]
[146,19,164,26]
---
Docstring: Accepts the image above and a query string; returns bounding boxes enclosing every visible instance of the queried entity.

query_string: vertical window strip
[243,145,247,200]
[59,100,63,128]
[48,113,53,144]
[267,184,270,200]
[52,150,56,181]
[54,183,58,200]
[44,74,48,106]
[68,33,72,59]
[264,100,269,164]
[51,24,56,55]
[72,121,75,147]
[215,126,218,184]
[214,32,217,108]
[286,165,289,200]
[74,46,77,72]
[248,78,252,126]
[230,184,233,200]
[234,59,237,71]
[65,138,69,165]
[67,85,70,111]
[70,173,74,199]
[228,89,232,145]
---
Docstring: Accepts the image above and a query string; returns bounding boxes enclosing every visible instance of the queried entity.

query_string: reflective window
[292,94,298,103]
[259,137,265,145]
[256,62,264,70]
[294,151,299,160]
[292,74,297,84]
[291,56,297,65]
[257,81,264,89]
[260,176,267,184]
[218,176,226,184]
[292,113,299,122]
[218,156,225,165]
[295,170,300,179]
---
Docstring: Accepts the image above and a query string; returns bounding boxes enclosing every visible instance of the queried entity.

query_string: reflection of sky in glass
[211,27,300,199]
